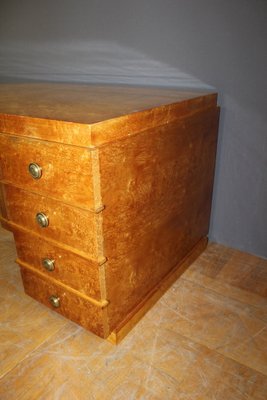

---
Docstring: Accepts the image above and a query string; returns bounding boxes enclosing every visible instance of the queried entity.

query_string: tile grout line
[180,276,267,322]
[0,320,70,381]
[181,271,267,303]
[160,289,267,376]
[163,326,267,378]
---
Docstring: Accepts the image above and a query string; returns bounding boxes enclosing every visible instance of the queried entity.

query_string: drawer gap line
[17,258,109,309]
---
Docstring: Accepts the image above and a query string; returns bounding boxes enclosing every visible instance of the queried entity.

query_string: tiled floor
[0,226,266,399]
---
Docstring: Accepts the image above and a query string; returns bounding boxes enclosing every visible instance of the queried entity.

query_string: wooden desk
[0,84,219,343]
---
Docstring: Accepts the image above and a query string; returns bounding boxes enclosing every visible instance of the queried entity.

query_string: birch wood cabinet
[0,84,219,343]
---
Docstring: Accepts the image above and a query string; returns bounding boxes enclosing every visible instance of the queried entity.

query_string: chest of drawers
[0,83,219,343]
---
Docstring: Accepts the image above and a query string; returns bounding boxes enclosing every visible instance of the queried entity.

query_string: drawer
[20,266,108,338]
[14,230,103,299]
[0,133,97,210]
[2,184,103,258]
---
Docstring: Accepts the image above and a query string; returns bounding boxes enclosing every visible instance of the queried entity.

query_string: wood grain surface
[2,184,102,258]
[100,106,219,329]
[90,99,217,146]
[1,225,267,397]
[14,230,103,299]
[20,266,108,338]
[0,84,217,146]
[0,84,220,340]
[0,83,217,124]
[108,237,208,344]
[0,184,8,221]
[0,133,97,210]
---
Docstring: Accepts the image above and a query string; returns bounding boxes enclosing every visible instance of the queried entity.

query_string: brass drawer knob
[49,295,60,308]
[42,258,55,271]
[36,212,49,228]
[28,163,42,179]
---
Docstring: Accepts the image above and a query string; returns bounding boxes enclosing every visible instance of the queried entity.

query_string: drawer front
[0,133,95,209]
[20,267,108,338]
[3,184,102,258]
[14,230,102,299]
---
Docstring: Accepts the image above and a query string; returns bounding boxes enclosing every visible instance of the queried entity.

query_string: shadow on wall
[0,40,213,90]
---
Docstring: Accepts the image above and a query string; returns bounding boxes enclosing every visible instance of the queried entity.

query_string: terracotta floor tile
[0,323,113,400]
[188,242,235,278]
[208,353,267,400]
[217,252,267,298]
[0,277,68,378]
[0,231,22,292]
[182,268,267,322]
[224,326,267,375]
[160,278,267,374]
[1,311,266,400]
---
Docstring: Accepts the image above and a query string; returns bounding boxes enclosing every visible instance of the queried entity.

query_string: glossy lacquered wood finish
[0,83,219,340]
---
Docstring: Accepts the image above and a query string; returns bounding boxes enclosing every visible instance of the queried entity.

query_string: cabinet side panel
[99,106,219,330]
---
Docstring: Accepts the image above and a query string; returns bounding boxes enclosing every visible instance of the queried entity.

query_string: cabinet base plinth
[108,237,208,345]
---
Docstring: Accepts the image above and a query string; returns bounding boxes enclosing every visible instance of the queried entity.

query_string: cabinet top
[0,83,216,124]
[0,83,217,146]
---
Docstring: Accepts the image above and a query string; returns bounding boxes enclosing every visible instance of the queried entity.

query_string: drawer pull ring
[36,212,49,228]
[28,163,42,179]
[49,295,60,308]
[42,258,55,271]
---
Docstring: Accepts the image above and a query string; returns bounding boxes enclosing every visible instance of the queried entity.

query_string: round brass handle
[28,163,42,179]
[42,258,55,271]
[49,295,60,308]
[36,212,49,228]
